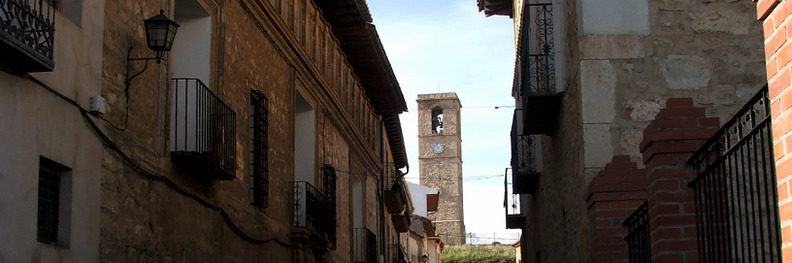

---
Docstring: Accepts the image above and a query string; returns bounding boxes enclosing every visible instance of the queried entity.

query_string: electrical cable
[403,174,505,182]
[27,74,306,250]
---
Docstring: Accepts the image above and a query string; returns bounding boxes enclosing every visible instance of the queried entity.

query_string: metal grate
[689,86,781,263]
[623,202,650,263]
[322,164,337,249]
[249,90,269,207]
[37,159,60,245]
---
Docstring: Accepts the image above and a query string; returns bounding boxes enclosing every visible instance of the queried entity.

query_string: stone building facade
[416,93,466,245]
[479,0,766,262]
[1,0,411,262]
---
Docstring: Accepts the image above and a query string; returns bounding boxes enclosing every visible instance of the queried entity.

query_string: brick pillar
[586,155,647,263]
[639,98,719,262]
[757,1,792,261]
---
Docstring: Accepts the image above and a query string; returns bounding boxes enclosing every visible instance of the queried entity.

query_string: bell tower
[417,92,465,245]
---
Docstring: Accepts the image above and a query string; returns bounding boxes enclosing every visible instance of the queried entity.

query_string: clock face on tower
[432,142,445,154]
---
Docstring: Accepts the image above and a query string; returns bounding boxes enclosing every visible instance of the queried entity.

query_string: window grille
[322,164,338,249]
[37,158,63,245]
[249,90,269,207]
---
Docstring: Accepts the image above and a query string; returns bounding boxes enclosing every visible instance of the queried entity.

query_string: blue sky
[367,1,521,244]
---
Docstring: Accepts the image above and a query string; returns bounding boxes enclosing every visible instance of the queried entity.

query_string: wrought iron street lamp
[126,9,179,87]
[143,9,180,63]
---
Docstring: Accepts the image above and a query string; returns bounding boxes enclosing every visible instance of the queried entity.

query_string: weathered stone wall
[580,0,765,172]
[99,0,393,262]
[522,0,765,262]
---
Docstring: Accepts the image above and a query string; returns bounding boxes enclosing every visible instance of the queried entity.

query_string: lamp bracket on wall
[124,46,164,88]
[124,9,179,89]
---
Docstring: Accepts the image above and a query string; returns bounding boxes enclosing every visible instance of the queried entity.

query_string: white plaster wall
[352,177,363,228]
[0,1,104,262]
[294,93,315,183]
[172,16,211,84]
[578,0,649,35]
[406,182,439,217]
[580,60,615,124]
[552,0,567,93]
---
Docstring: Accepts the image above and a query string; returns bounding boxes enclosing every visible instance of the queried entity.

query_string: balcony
[510,128,540,194]
[518,3,560,135]
[353,228,377,263]
[0,0,55,73]
[504,168,524,229]
[291,181,334,248]
[170,78,236,180]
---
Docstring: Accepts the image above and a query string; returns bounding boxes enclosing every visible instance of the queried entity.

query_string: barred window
[37,157,68,245]
[321,164,337,249]
[250,90,269,207]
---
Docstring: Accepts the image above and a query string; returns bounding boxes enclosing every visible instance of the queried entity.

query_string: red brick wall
[587,99,719,262]
[757,0,792,261]
[586,156,647,263]
[639,98,719,262]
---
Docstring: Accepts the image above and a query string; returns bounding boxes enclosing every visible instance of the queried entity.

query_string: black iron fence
[623,202,650,263]
[292,181,333,241]
[0,0,55,67]
[519,3,554,97]
[354,228,377,263]
[170,78,236,180]
[688,86,781,263]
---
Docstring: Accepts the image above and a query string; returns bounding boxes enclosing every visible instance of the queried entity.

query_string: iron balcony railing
[688,86,781,263]
[516,3,560,135]
[292,181,333,242]
[170,78,236,180]
[623,202,650,263]
[353,228,377,263]
[504,168,523,229]
[511,133,538,177]
[519,3,554,97]
[510,119,540,193]
[0,0,55,71]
